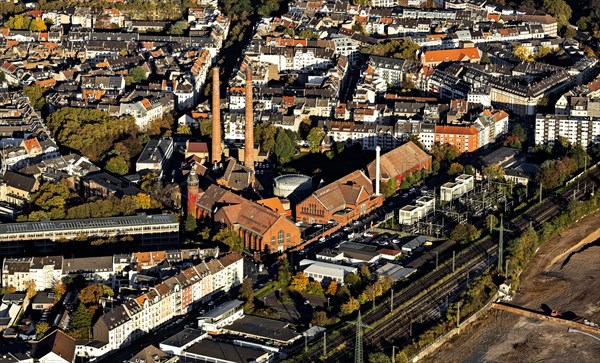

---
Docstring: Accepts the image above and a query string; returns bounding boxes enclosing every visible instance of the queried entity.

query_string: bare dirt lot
[425,210,600,363]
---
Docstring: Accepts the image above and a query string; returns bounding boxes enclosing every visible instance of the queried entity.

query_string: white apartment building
[535,114,600,149]
[92,253,244,358]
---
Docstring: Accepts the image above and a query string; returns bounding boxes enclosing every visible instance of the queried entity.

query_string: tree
[79,284,106,306]
[185,214,197,232]
[240,278,255,311]
[125,66,148,85]
[53,281,67,302]
[68,304,94,339]
[394,352,409,363]
[535,46,551,59]
[464,164,475,175]
[512,124,526,142]
[298,30,319,39]
[36,322,51,340]
[200,119,212,137]
[0,286,16,294]
[368,352,391,363]
[448,162,465,175]
[450,223,480,244]
[46,108,138,162]
[311,311,330,326]
[482,163,505,180]
[513,45,532,61]
[340,297,360,316]
[25,280,36,299]
[167,20,188,35]
[359,265,372,283]
[22,84,46,110]
[307,128,326,153]
[344,273,361,286]
[133,193,152,210]
[176,124,192,135]
[485,215,499,232]
[362,39,419,60]
[307,280,323,295]
[274,128,295,164]
[29,17,47,31]
[277,258,292,288]
[290,272,309,291]
[544,0,572,28]
[325,280,339,296]
[407,134,425,150]
[212,228,243,253]
[255,123,278,153]
[105,156,129,175]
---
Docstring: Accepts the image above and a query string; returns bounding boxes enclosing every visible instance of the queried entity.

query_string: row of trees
[18,180,159,222]
[4,15,47,31]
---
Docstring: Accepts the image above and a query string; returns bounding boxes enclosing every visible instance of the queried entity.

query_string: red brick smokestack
[211,67,221,165]
[244,65,254,176]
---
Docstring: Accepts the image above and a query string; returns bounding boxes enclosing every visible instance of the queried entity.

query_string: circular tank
[273,174,313,198]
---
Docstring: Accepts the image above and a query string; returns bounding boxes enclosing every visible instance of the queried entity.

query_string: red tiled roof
[422,48,481,63]
[435,125,479,135]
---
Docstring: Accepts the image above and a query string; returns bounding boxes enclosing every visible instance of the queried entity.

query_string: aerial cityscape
[0,0,599,362]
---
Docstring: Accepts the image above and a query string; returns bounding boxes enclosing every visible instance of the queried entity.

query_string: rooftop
[0,213,177,235]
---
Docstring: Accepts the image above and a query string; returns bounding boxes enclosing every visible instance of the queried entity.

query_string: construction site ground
[425,210,600,363]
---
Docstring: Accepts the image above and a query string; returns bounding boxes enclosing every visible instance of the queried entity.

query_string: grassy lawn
[283,145,375,184]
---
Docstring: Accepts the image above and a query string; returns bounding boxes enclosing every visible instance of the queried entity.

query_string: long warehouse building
[0,213,179,257]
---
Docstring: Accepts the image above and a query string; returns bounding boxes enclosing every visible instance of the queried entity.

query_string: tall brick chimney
[211,67,222,165]
[244,65,254,175]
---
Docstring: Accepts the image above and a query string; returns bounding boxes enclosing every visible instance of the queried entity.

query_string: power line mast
[498,214,504,273]
[355,310,364,363]
[345,310,370,363]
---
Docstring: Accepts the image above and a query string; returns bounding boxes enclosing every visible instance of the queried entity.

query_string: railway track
[286,168,600,362]
[290,239,497,362]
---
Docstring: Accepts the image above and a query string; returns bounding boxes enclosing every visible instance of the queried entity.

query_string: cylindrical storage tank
[273,174,313,199]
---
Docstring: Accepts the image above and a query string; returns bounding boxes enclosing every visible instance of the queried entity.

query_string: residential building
[535,114,600,149]
[136,138,174,176]
[92,253,243,355]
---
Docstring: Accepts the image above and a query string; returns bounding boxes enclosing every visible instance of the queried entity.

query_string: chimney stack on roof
[211,67,222,165]
[244,65,255,178]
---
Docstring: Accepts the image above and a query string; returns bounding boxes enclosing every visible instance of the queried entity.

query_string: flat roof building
[300,259,358,284]
[221,315,302,346]
[182,340,271,363]
[0,213,179,257]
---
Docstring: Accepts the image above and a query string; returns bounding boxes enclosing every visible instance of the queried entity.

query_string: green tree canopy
[482,163,505,180]
[212,228,244,253]
[277,258,292,288]
[125,66,148,85]
[362,39,419,60]
[46,107,138,162]
[29,17,47,31]
[22,85,47,110]
[105,156,129,175]
[307,127,326,153]
[544,0,572,28]
[274,128,295,163]
[450,223,480,244]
